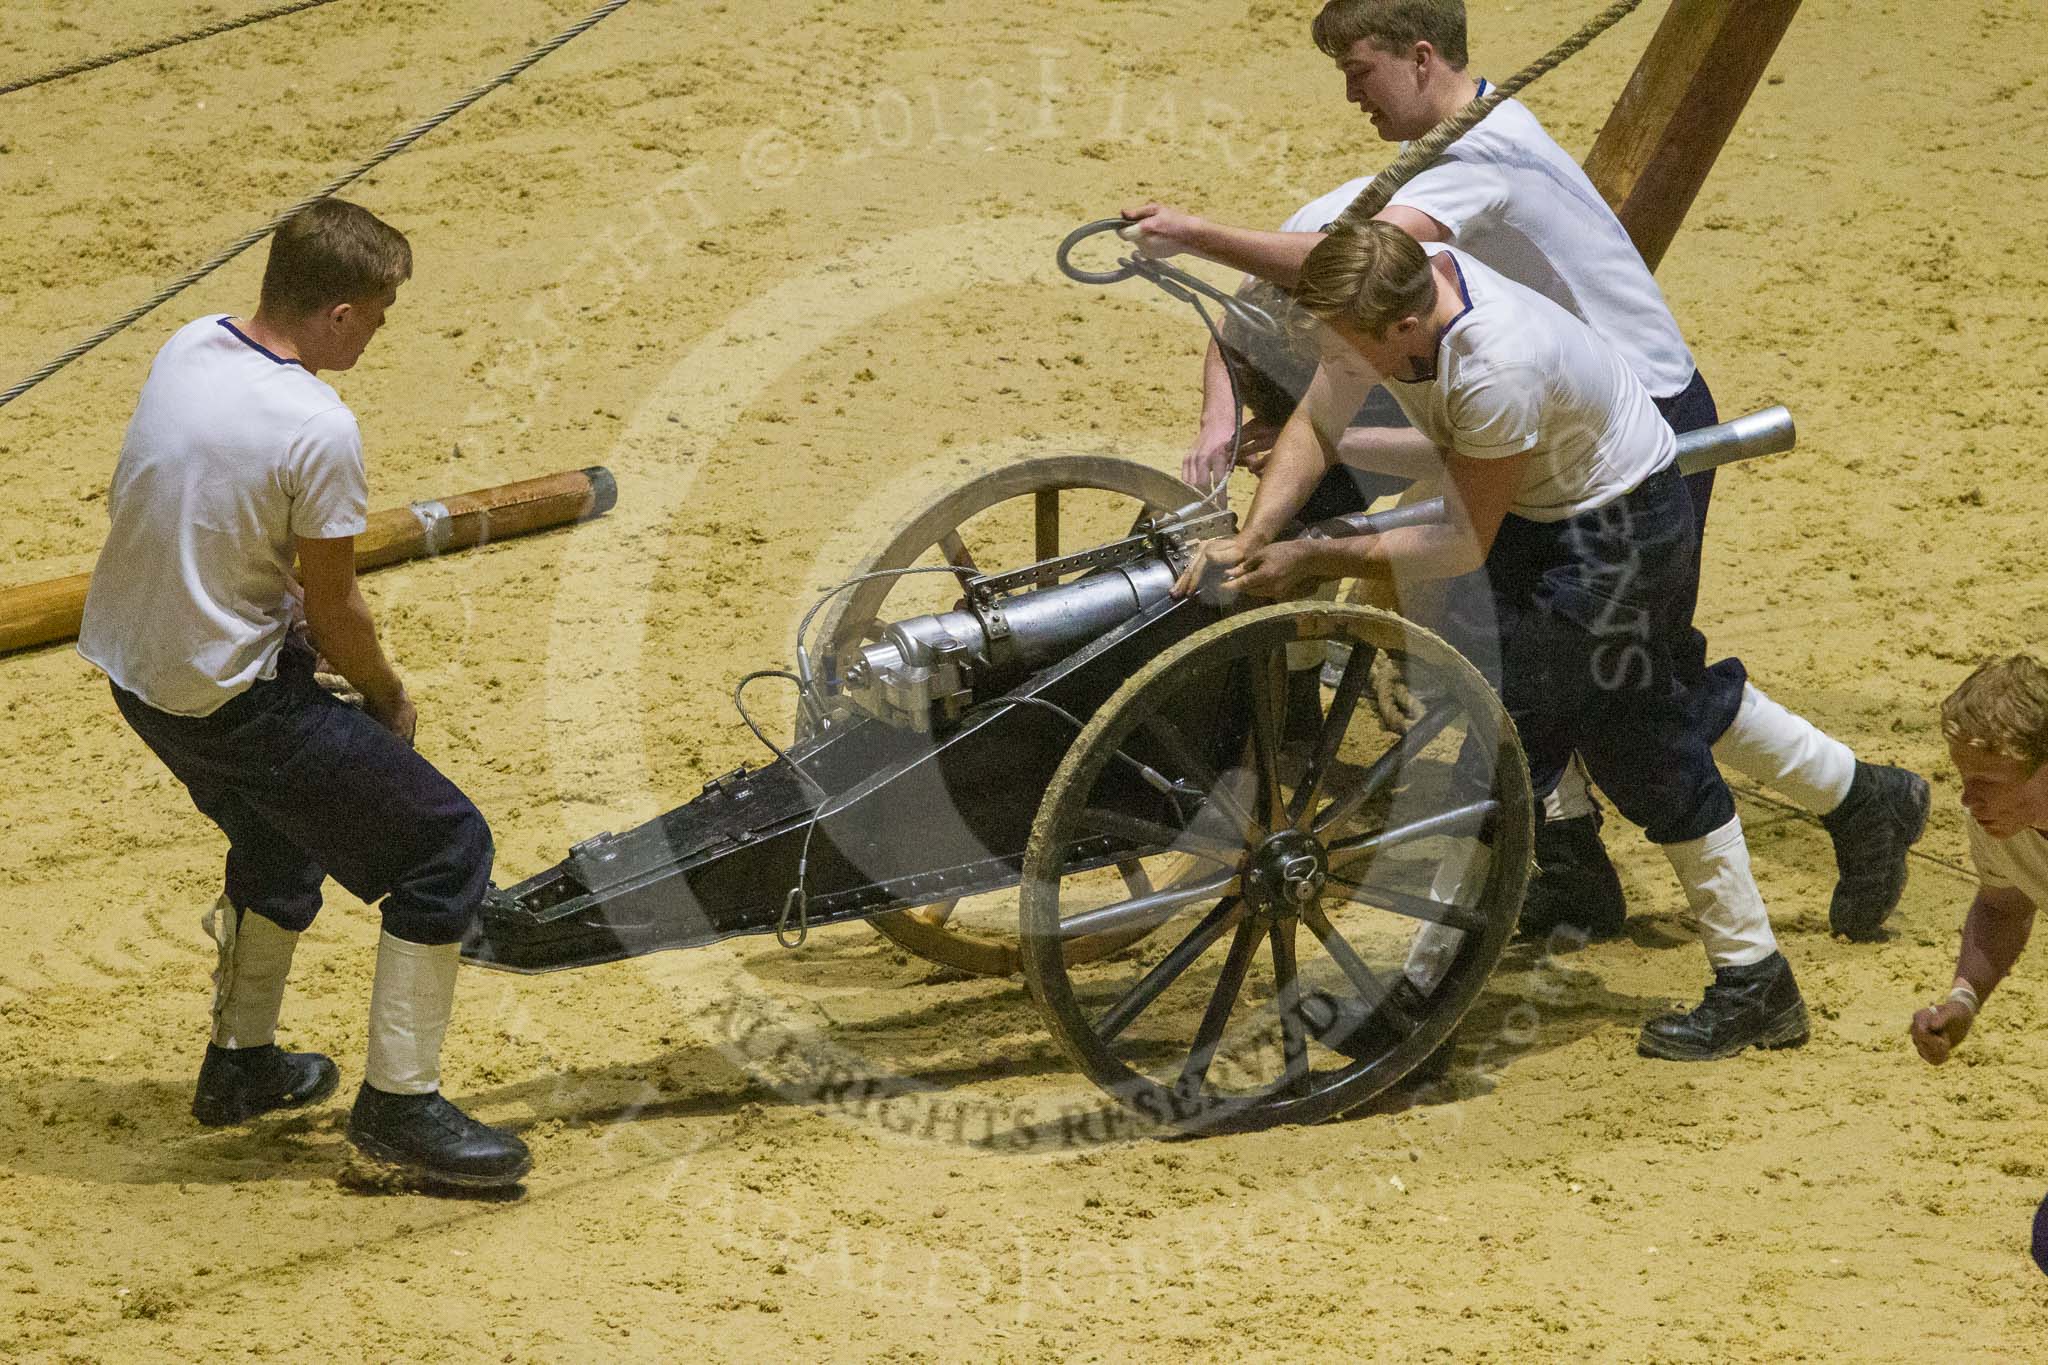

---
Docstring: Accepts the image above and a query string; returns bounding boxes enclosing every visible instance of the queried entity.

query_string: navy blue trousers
[1306,370,1750,744]
[1482,464,1736,846]
[112,643,492,945]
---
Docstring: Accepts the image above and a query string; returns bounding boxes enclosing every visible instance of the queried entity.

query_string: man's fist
[1119,202,1203,259]
[1910,1001,1974,1065]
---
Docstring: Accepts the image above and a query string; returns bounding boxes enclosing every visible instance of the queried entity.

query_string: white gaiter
[1712,683,1856,816]
[203,895,299,1049]
[364,933,460,1095]
[1660,815,1777,969]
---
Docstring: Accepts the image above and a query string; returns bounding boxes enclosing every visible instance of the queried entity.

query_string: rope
[0,0,635,413]
[0,0,349,99]
[1727,780,1976,884]
[1334,0,1646,230]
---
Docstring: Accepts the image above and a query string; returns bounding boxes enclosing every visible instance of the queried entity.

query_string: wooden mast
[1582,0,1805,272]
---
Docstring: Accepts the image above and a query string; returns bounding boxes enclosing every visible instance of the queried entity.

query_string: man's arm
[1333,425,1443,479]
[1122,202,1450,287]
[297,534,415,743]
[1226,446,1526,601]
[1911,885,2036,1064]
[1185,338,1241,489]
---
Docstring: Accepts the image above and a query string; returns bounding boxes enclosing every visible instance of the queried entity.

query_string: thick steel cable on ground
[1334,0,1646,230]
[0,0,349,99]
[0,0,634,413]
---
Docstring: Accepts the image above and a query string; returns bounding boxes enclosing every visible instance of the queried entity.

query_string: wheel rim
[814,455,1201,977]
[1019,602,1533,1134]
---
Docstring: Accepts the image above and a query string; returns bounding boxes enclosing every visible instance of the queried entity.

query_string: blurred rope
[0,0,349,98]
[0,0,635,412]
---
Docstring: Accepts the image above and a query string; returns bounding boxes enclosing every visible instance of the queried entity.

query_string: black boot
[1516,812,1628,942]
[1636,951,1810,1061]
[347,1084,532,1189]
[191,1042,339,1126]
[1818,761,1930,940]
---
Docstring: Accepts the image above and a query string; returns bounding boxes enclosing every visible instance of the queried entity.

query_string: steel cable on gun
[0,0,350,98]
[0,0,636,412]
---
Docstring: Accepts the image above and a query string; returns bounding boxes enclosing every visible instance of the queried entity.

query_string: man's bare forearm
[1955,890,2035,1001]
[1240,419,1330,548]
[1199,338,1236,430]
[1179,225,1322,287]
[305,586,405,712]
[1303,521,1485,587]
[1334,425,1442,479]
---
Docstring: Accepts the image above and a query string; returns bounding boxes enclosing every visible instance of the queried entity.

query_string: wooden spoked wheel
[818,455,1204,978]
[1019,602,1533,1134]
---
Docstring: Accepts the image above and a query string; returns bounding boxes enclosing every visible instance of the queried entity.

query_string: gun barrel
[1301,404,1796,542]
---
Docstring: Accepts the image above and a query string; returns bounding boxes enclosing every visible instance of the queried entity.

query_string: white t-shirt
[1305,83,1696,400]
[78,315,369,717]
[1966,817,2048,907]
[1378,246,1675,522]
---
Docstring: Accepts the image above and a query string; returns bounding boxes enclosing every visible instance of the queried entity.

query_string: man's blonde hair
[1942,654,2048,768]
[1291,220,1437,338]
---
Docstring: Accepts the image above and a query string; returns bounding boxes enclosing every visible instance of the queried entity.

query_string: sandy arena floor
[2,0,2046,1358]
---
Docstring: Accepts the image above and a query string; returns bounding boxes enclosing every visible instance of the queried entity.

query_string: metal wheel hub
[1243,829,1327,915]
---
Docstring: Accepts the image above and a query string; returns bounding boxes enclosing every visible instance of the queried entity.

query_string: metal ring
[1055,218,1139,285]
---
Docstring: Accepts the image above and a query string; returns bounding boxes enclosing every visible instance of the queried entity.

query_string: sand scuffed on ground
[1,0,2045,1358]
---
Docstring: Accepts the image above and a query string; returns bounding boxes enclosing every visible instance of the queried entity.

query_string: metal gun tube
[1300,405,1796,541]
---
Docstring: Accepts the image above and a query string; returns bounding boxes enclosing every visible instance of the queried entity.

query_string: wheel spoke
[1076,807,1243,868]
[1300,903,1419,1035]
[1034,488,1060,563]
[906,899,958,929]
[1247,647,1288,832]
[1269,916,1310,1096]
[1325,874,1490,935]
[1095,895,1246,1043]
[1311,701,1457,836]
[938,530,978,591]
[1324,800,1498,873]
[1116,859,1155,899]
[1138,715,1262,845]
[1289,644,1376,832]
[1178,917,1262,1094]
[1057,867,1238,940]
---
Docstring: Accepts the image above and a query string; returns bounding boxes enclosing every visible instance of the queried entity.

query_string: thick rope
[0,0,634,413]
[0,0,349,99]
[1335,0,1645,229]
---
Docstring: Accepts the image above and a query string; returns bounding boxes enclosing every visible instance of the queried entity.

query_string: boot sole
[1635,1001,1811,1062]
[343,1131,533,1191]
[191,1060,341,1128]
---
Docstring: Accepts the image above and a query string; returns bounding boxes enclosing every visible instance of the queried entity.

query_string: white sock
[203,896,299,1049]
[1660,815,1777,969]
[1712,683,1856,816]
[364,933,459,1095]
[1542,753,1598,823]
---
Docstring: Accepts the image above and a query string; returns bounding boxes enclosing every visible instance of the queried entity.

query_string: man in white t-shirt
[79,199,529,1189]
[1133,0,1928,946]
[1909,654,2048,1273]
[1175,221,1809,1061]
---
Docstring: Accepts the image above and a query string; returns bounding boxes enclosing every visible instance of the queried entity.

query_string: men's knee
[382,802,494,946]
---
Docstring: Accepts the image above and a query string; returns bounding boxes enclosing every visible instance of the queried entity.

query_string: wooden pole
[1582,0,1804,272]
[0,465,617,657]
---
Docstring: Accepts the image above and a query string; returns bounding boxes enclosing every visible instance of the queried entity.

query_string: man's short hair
[1942,654,2048,768]
[1312,0,1470,69]
[258,198,411,318]
[1292,221,1437,338]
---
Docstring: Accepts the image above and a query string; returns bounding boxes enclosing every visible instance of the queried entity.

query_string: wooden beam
[0,466,617,657]
[1582,0,1804,272]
